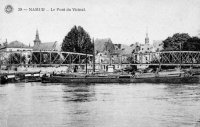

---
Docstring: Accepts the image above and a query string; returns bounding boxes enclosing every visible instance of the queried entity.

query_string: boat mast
[180,43,182,69]
[158,52,161,71]
[86,53,87,74]
[92,38,95,73]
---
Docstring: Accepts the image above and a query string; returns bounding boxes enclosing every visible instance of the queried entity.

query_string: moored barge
[41,72,200,84]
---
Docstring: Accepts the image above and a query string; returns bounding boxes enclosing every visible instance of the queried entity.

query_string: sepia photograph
[0,0,200,126]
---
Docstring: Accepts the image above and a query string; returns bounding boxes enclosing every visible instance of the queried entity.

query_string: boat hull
[0,75,7,84]
[42,76,200,84]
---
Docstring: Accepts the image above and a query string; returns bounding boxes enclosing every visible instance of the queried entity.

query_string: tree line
[163,33,200,51]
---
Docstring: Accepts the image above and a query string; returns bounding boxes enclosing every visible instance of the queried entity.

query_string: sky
[0,0,200,46]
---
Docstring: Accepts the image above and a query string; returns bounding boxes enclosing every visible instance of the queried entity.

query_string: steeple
[145,28,149,44]
[34,29,41,46]
[4,38,8,46]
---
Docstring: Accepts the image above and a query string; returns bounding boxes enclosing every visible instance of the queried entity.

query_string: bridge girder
[1,51,200,66]
[0,51,93,66]
[132,51,200,65]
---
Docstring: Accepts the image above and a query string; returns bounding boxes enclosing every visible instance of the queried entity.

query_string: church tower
[145,32,149,44]
[34,29,41,46]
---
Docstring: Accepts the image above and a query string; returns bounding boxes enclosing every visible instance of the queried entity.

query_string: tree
[183,37,200,51]
[61,25,94,54]
[163,33,191,51]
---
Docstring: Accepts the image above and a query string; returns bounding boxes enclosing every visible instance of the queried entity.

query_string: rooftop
[7,41,30,48]
[32,41,58,51]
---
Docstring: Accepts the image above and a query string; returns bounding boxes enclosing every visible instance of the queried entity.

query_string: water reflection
[62,83,96,102]
[0,83,200,127]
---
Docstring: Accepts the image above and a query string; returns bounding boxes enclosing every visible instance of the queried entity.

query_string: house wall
[5,48,32,52]
[0,48,33,65]
[139,44,152,53]
[153,41,163,52]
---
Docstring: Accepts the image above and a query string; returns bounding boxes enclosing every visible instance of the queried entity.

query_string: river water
[0,82,200,127]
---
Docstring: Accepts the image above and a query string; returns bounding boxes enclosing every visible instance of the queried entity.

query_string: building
[138,33,153,53]
[0,39,6,48]
[0,40,32,52]
[152,40,163,52]
[95,42,134,72]
[94,38,115,53]
[0,40,7,51]
[94,38,139,72]
[134,32,154,68]
[32,30,60,51]
[0,40,32,66]
[33,41,59,51]
[95,52,110,72]
[111,50,129,70]
[112,44,135,70]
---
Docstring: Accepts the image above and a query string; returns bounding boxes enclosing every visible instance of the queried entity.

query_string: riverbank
[1,66,200,84]
[17,66,69,74]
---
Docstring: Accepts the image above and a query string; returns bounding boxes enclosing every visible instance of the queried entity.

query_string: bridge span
[0,51,93,66]
[1,51,200,66]
[130,51,200,66]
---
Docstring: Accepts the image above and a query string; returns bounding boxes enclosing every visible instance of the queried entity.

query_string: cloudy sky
[0,0,200,46]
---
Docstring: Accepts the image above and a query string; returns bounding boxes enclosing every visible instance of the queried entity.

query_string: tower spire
[36,29,39,36]
[4,38,8,46]
[34,29,41,46]
[145,27,149,44]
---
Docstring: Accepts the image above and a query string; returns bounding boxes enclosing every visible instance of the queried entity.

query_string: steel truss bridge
[0,51,93,66]
[131,51,200,66]
[1,51,200,66]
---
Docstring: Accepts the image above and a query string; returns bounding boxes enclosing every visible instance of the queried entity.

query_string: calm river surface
[0,82,200,127]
